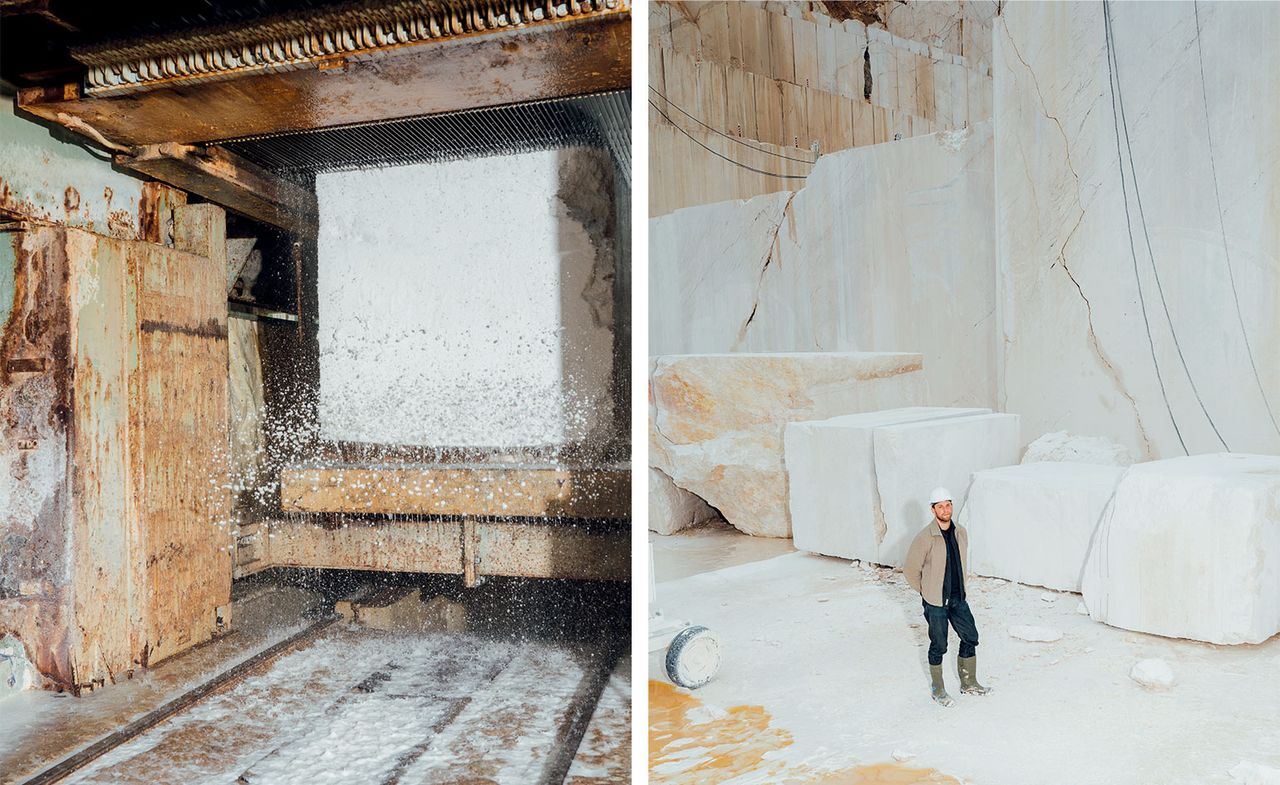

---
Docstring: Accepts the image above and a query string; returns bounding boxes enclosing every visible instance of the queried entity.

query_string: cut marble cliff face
[995,1,1280,460]
[316,147,616,456]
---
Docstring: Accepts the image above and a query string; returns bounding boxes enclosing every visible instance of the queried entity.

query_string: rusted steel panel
[17,14,631,147]
[0,227,75,686]
[67,228,138,688]
[474,520,629,581]
[262,517,464,574]
[137,181,187,246]
[2,223,233,691]
[139,206,232,667]
[279,466,630,519]
[120,145,318,231]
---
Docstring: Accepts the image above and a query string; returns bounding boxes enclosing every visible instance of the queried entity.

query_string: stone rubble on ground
[0,634,39,698]
[1008,625,1063,643]
[1230,761,1280,785]
[1129,659,1175,690]
[1021,431,1136,466]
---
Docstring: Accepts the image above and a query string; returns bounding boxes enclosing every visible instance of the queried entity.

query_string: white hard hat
[929,487,953,505]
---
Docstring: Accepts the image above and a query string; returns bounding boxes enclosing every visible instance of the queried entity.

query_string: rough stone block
[650,352,926,538]
[872,413,1020,565]
[965,462,1124,592]
[785,407,989,560]
[649,468,721,535]
[1081,454,1280,644]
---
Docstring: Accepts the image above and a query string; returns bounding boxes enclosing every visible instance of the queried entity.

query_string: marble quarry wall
[650,122,996,411]
[649,1,997,215]
[994,1,1280,460]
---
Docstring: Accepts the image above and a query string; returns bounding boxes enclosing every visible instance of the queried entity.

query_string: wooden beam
[117,143,317,231]
[279,466,631,519]
[17,13,630,147]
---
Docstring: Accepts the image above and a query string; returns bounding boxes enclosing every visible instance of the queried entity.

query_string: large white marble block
[649,123,996,413]
[649,468,721,536]
[650,352,926,538]
[786,407,990,561]
[1081,454,1280,645]
[965,462,1125,592]
[871,413,1020,566]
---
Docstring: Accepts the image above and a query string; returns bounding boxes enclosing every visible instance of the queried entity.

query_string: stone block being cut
[786,407,990,560]
[650,352,926,537]
[965,462,1124,592]
[872,413,1020,566]
[1081,454,1280,644]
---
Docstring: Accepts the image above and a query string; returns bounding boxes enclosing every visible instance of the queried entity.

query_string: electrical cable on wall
[1104,0,1229,453]
[648,85,819,164]
[648,99,811,180]
[1192,0,1280,442]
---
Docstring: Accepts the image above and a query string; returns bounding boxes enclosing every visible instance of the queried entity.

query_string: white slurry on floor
[57,629,597,785]
[651,531,1280,785]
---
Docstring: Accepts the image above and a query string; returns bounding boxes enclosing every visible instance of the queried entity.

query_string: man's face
[933,500,953,523]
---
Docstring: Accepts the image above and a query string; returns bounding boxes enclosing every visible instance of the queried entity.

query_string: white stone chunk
[785,407,989,561]
[965,462,1125,592]
[650,352,926,538]
[1008,625,1062,643]
[1129,659,1175,690]
[1230,762,1280,785]
[871,413,1020,565]
[1081,454,1280,645]
[649,468,721,536]
[1021,431,1136,466]
[0,634,38,697]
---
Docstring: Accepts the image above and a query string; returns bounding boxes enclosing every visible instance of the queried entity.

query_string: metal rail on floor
[20,616,338,785]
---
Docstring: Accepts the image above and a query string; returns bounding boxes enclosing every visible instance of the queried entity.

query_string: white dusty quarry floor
[649,526,1280,785]
[2,576,629,785]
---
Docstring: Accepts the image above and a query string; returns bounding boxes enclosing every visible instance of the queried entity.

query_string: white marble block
[786,407,990,561]
[965,462,1125,592]
[649,468,721,536]
[871,413,1021,566]
[650,352,926,538]
[1081,454,1280,645]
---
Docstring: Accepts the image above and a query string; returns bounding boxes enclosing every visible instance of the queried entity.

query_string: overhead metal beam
[16,12,630,148]
[116,143,317,231]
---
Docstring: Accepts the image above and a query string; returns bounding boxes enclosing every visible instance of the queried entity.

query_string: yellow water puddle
[649,680,962,785]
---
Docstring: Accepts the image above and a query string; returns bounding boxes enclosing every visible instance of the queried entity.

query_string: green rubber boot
[929,664,954,707]
[958,656,991,695]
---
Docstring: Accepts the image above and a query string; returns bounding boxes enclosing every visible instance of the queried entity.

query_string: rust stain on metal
[18,14,631,147]
[0,228,77,689]
[63,186,80,215]
[139,317,228,339]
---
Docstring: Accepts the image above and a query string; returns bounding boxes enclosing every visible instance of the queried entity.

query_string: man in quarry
[904,487,991,706]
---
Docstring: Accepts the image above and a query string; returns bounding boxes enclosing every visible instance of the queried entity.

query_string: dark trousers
[923,598,979,666]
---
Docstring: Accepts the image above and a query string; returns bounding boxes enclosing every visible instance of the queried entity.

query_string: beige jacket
[903,520,969,607]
